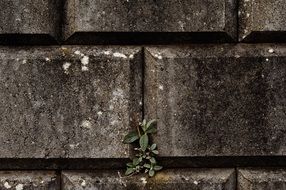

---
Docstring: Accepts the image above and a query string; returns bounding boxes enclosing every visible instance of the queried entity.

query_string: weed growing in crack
[123,119,162,177]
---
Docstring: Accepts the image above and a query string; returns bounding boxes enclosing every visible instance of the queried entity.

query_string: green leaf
[146,119,156,130]
[139,133,149,151]
[148,169,155,177]
[154,165,163,171]
[123,131,139,144]
[125,168,135,175]
[150,157,156,164]
[126,162,133,167]
[152,150,159,155]
[145,125,157,134]
[143,164,151,168]
[133,158,140,166]
[140,119,146,131]
[150,144,157,150]
[140,119,147,131]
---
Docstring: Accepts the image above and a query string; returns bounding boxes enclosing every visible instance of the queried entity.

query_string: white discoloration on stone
[266,58,269,61]
[81,120,92,129]
[140,177,147,184]
[194,180,199,185]
[113,52,127,59]
[74,50,81,55]
[69,143,80,149]
[15,184,23,190]
[22,59,27,64]
[129,54,134,59]
[63,62,71,74]
[81,66,89,71]
[154,53,163,59]
[81,179,86,187]
[4,182,11,189]
[268,48,274,53]
[159,85,164,90]
[45,57,50,62]
[81,56,89,71]
[81,56,89,65]
[182,176,189,181]
[97,111,103,116]
[103,51,110,55]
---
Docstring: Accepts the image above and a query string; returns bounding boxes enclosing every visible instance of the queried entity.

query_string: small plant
[123,119,162,177]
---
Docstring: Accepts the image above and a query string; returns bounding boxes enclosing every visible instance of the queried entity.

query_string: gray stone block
[145,44,286,157]
[0,46,142,159]
[62,169,235,190]
[63,0,237,43]
[0,171,59,190]
[238,168,286,190]
[0,0,61,44]
[239,0,286,42]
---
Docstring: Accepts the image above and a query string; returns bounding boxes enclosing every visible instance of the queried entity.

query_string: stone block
[0,0,61,44]
[62,169,235,190]
[0,46,142,159]
[239,0,286,42]
[145,44,286,157]
[0,171,59,190]
[238,168,286,190]
[63,0,237,44]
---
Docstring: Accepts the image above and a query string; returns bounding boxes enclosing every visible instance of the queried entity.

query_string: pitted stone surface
[62,169,235,190]
[64,0,237,43]
[239,0,286,42]
[0,0,61,44]
[0,171,59,190]
[145,44,286,157]
[238,168,286,190]
[0,46,142,158]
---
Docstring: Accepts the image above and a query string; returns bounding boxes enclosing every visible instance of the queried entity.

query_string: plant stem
[137,125,141,137]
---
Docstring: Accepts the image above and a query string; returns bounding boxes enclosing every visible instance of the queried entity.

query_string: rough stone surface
[239,0,286,42]
[0,0,61,44]
[62,169,235,190]
[0,171,59,190]
[0,46,142,159]
[238,168,286,190]
[63,0,237,43]
[145,44,286,157]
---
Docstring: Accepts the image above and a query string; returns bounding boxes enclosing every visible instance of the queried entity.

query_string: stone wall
[0,0,286,189]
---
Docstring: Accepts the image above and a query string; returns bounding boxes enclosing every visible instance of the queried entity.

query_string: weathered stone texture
[0,46,142,159]
[238,168,286,190]
[64,0,237,43]
[0,171,59,190]
[239,0,286,42]
[145,44,286,157]
[0,0,61,44]
[62,169,235,190]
